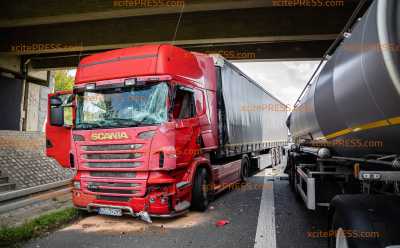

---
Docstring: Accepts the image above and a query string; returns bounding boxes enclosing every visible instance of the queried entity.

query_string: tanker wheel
[288,154,296,192]
[272,148,278,166]
[240,156,250,182]
[335,228,349,248]
[271,148,275,166]
[277,147,282,165]
[192,167,209,212]
[329,213,349,248]
[289,162,303,204]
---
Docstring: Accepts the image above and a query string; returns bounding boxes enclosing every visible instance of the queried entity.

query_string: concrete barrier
[0,179,71,203]
[0,131,73,190]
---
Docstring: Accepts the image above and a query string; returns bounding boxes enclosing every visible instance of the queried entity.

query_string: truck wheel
[277,147,282,164]
[288,154,296,192]
[329,213,349,248]
[287,155,303,202]
[271,148,276,167]
[192,168,209,211]
[335,228,349,248]
[240,156,250,182]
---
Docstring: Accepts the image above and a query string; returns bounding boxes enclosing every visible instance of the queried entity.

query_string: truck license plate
[98,207,123,217]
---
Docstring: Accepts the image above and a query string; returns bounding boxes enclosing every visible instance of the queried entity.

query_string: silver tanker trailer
[286,0,400,247]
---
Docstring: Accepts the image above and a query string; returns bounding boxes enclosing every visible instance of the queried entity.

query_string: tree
[54,70,74,91]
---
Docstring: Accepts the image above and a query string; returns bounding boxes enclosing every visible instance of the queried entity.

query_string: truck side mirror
[50,97,63,106]
[50,106,64,126]
[49,96,65,126]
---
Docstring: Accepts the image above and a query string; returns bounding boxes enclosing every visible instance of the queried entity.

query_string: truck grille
[86,162,142,168]
[81,144,143,151]
[79,142,148,197]
[89,172,136,178]
[79,143,145,171]
[83,180,143,197]
[88,182,139,187]
[96,195,131,202]
[83,153,142,160]
[89,188,137,194]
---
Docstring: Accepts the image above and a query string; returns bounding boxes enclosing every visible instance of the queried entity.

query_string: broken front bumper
[72,190,190,221]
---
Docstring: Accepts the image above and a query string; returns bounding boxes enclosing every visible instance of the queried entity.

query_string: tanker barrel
[289,0,400,158]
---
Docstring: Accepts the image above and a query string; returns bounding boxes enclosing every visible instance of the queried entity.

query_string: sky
[233,61,319,107]
[68,61,319,107]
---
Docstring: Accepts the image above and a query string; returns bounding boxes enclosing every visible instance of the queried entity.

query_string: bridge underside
[0,0,363,131]
[0,0,360,69]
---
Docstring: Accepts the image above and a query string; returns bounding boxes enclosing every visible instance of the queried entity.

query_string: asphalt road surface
[23,159,330,248]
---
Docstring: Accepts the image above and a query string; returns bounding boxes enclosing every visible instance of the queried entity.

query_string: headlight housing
[73,135,85,141]
[137,130,156,140]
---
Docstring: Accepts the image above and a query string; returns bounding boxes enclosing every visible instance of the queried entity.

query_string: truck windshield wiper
[75,122,102,130]
[75,119,152,130]
[103,118,143,127]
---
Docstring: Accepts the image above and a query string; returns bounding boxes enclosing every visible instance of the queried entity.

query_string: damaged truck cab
[46,44,287,220]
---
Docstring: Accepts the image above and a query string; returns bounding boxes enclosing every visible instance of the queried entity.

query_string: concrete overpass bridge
[0,0,362,69]
[0,0,364,131]
[0,0,372,200]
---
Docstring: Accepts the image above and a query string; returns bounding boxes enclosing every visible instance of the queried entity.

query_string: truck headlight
[85,83,96,90]
[73,181,81,189]
[73,135,85,141]
[137,130,156,140]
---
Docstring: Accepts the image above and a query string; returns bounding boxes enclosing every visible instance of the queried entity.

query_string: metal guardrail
[0,186,72,214]
[0,179,71,203]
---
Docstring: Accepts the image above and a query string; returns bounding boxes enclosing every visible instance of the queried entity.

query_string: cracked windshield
[76,82,168,129]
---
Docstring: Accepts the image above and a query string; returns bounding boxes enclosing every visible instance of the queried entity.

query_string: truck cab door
[46,91,74,168]
[172,86,201,164]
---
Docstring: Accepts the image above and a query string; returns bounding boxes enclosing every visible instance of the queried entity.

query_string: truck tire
[287,154,303,202]
[240,156,250,182]
[271,148,276,167]
[331,228,350,248]
[329,195,385,248]
[192,167,209,211]
[288,154,296,192]
[277,147,282,165]
[329,213,349,248]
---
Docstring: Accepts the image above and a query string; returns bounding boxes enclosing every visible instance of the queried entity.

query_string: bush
[0,208,82,247]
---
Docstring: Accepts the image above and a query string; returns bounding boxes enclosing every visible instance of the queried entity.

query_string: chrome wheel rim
[336,228,349,248]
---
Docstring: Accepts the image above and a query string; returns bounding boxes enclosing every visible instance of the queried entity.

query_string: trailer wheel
[271,148,276,167]
[192,167,209,211]
[277,147,282,165]
[240,156,250,182]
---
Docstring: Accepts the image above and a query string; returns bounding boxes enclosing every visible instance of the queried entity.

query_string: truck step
[0,183,16,193]
[298,163,317,167]
[0,176,9,184]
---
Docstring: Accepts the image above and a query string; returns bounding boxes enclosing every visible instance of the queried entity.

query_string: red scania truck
[46,44,287,222]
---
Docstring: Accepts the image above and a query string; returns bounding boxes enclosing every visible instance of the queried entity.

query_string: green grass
[0,208,83,247]
[64,106,73,126]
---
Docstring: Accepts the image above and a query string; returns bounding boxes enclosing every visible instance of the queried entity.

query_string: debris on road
[215,220,230,227]
[137,211,152,223]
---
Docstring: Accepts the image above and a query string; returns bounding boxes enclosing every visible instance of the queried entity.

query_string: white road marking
[254,169,277,248]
